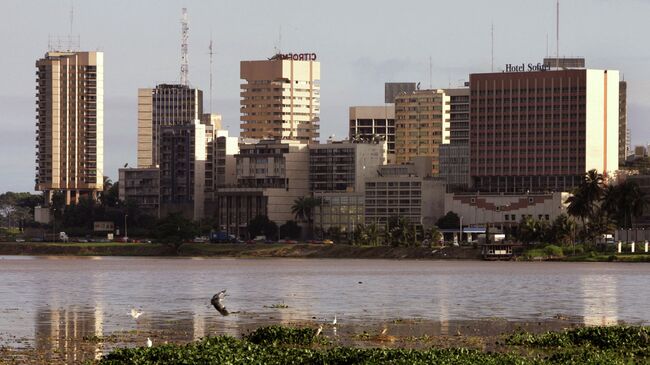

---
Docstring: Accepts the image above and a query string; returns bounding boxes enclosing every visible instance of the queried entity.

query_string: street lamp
[460,215,464,245]
[52,208,57,242]
[124,213,128,242]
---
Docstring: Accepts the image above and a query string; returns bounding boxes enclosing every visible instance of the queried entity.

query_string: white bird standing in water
[130,309,143,319]
[211,289,230,316]
[332,315,337,326]
[315,324,323,337]
[146,338,152,348]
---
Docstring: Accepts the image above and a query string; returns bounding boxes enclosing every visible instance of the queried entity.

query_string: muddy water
[1,257,649,363]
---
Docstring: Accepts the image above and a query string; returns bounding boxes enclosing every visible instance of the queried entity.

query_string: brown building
[469,69,619,192]
[394,89,450,174]
[35,51,104,204]
[240,54,320,143]
[349,106,395,162]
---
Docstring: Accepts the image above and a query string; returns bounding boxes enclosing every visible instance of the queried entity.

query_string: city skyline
[1,0,649,192]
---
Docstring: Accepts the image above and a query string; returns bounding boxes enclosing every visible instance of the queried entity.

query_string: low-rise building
[444,192,570,228]
[364,157,445,228]
[310,141,386,233]
[118,167,160,218]
[215,139,309,237]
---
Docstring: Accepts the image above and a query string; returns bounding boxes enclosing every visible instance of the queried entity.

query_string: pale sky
[1,0,649,193]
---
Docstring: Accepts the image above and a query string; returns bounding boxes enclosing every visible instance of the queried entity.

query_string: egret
[315,324,323,337]
[130,309,143,320]
[146,338,152,348]
[332,315,337,326]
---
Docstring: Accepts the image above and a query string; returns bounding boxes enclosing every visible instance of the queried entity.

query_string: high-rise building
[349,106,395,162]
[137,84,203,168]
[118,167,160,218]
[35,51,104,204]
[439,88,471,190]
[619,81,628,164]
[159,121,208,220]
[394,89,450,174]
[469,69,619,192]
[240,54,320,143]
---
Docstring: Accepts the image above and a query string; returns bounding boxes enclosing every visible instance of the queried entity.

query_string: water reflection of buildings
[581,275,619,326]
[35,306,104,364]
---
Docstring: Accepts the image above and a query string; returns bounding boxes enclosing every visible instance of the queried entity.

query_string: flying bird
[381,327,388,335]
[146,338,152,348]
[211,289,230,316]
[130,309,143,319]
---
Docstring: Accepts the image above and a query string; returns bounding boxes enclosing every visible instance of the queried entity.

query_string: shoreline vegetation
[1,242,649,262]
[98,325,650,364]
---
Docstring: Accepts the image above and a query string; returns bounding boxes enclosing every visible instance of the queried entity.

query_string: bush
[523,249,546,259]
[544,244,563,257]
[244,325,317,346]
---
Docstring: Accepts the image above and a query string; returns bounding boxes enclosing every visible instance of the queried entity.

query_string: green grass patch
[98,325,650,365]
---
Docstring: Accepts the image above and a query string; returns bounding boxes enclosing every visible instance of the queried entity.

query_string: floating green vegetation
[98,325,650,365]
[264,303,289,309]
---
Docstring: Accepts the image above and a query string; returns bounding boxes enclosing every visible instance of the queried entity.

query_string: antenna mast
[556,0,559,68]
[180,8,189,86]
[70,0,74,36]
[428,56,432,89]
[491,22,494,72]
[209,37,214,113]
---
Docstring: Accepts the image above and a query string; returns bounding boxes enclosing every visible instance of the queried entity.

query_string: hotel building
[469,68,619,192]
[240,54,320,143]
[35,51,104,204]
[394,89,451,174]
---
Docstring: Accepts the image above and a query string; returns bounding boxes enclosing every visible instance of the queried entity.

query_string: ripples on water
[0,256,648,358]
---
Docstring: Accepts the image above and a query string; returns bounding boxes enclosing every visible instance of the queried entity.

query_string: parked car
[323,239,334,245]
[15,238,25,243]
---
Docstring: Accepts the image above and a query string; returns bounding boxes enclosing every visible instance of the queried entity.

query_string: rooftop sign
[504,63,551,72]
[271,53,317,61]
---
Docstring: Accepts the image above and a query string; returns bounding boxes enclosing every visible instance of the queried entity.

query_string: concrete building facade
[118,167,160,218]
[309,141,386,233]
[35,51,104,204]
[215,140,310,237]
[349,106,395,163]
[365,157,445,228]
[469,69,619,193]
[137,84,203,168]
[444,192,570,227]
[394,89,450,174]
[240,55,320,143]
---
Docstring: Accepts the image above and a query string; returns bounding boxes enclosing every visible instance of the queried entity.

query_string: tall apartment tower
[470,69,619,193]
[137,84,203,168]
[394,89,450,174]
[240,54,320,143]
[35,51,104,205]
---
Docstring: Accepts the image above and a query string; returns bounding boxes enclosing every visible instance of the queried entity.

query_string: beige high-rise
[394,89,450,174]
[240,55,320,143]
[35,51,104,204]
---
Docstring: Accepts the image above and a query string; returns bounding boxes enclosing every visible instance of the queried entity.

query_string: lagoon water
[1,256,649,351]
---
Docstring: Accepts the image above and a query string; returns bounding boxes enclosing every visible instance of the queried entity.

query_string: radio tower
[180,8,189,86]
[209,37,214,112]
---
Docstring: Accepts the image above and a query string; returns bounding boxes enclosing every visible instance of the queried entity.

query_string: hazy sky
[1,0,649,193]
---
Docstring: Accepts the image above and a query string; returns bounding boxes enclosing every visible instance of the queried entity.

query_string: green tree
[154,213,198,253]
[550,214,576,246]
[436,211,461,230]
[424,226,443,246]
[386,216,414,247]
[248,215,278,239]
[291,196,321,238]
[603,180,649,228]
[566,170,606,242]
[280,220,301,240]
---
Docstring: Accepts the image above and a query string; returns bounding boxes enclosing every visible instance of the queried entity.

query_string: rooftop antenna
[546,33,549,58]
[278,25,283,54]
[491,22,494,72]
[209,35,214,113]
[180,8,189,86]
[69,0,74,36]
[556,0,560,68]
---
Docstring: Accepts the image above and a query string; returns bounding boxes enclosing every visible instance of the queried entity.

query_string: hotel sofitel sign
[504,63,551,72]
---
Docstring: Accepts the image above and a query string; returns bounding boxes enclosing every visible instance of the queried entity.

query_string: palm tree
[551,214,576,246]
[291,196,321,238]
[618,180,649,228]
[424,226,442,247]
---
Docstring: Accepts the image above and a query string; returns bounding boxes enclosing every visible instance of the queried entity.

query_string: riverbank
[0,242,482,260]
